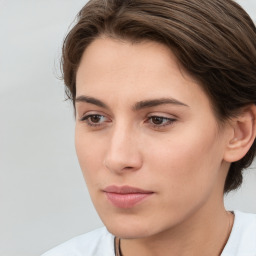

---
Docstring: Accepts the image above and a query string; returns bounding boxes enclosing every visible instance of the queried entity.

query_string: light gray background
[0,1,255,255]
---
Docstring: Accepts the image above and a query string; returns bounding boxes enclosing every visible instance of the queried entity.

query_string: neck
[120,201,234,256]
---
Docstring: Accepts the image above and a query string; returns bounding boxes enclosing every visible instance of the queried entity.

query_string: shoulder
[222,211,256,256]
[41,227,115,256]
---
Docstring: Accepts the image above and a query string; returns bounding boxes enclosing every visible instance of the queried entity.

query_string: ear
[224,104,256,163]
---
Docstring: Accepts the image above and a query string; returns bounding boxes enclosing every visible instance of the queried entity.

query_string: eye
[80,114,109,127]
[147,115,176,128]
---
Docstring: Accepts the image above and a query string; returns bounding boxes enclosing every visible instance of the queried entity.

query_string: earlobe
[224,104,256,163]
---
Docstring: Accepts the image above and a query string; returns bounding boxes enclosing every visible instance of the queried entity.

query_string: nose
[104,124,143,174]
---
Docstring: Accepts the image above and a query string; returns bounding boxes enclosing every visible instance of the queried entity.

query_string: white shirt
[42,211,256,256]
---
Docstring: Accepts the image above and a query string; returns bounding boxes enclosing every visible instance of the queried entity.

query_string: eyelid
[146,112,178,119]
[145,113,177,129]
[79,111,111,128]
[78,110,109,120]
[78,111,177,129]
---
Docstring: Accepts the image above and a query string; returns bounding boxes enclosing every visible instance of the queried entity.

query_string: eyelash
[80,114,107,127]
[79,114,177,129]
[146,115,176,129]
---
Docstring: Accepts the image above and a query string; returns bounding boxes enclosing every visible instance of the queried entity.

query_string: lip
[103,185,154,209]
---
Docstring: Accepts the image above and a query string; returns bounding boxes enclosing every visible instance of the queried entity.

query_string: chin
[102,215,162,239]
[106,225,153,239]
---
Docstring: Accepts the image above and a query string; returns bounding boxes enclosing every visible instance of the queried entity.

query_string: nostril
[103,148,143,173]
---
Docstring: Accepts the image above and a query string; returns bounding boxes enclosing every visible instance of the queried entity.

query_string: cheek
[75,128,104,182]
[144,125,223,200]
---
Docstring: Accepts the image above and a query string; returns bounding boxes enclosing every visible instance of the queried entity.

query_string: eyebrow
[75,95,189,110]
[133,98,189,111]
[75,95,109,109]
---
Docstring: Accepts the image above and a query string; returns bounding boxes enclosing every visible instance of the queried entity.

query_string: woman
[43,0,256,255]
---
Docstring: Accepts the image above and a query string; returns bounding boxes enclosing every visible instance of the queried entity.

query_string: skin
[75,37,238,256]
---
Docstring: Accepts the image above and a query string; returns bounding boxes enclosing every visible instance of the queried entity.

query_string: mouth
[103,185,154,209]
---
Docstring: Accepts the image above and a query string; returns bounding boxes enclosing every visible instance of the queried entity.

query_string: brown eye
[147,115,176,128]
[80,114,108,127]
[90,115,102,123]
[151,116,165,125]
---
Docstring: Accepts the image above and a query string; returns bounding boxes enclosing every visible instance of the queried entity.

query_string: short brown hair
[61,0,256,193]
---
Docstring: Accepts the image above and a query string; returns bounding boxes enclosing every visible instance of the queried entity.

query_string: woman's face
[75,38,231,238]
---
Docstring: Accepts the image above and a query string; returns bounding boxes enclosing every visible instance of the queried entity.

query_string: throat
[114,210,234,256]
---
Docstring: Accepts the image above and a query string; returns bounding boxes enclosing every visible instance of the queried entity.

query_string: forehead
[76,38,181,87]
[76,37,212,112]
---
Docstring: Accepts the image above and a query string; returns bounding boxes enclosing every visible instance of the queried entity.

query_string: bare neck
[120,201,234,256]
